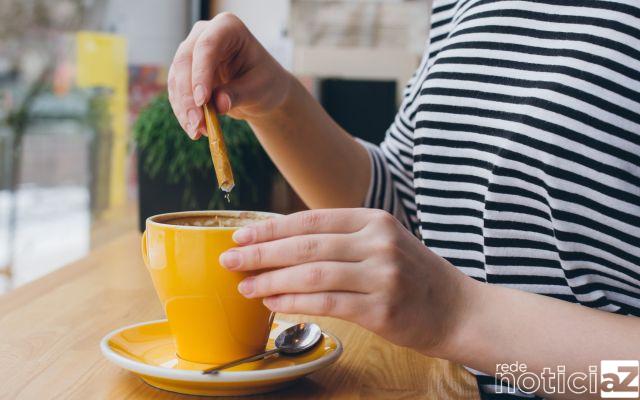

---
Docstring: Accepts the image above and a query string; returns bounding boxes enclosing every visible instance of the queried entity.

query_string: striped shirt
[361,0,640,397]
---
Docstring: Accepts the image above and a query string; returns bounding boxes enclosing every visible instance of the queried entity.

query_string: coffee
[160,212,269,228]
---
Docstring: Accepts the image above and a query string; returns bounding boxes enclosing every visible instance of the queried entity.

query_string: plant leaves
[133,92,276,210]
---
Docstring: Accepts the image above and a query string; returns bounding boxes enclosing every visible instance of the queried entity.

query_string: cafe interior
[6,0,637,399]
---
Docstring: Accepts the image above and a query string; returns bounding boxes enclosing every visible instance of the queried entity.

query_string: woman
[167,1,640,398]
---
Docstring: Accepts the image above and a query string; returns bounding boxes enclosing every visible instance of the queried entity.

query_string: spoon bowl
[202,323,323,374]
[276,323,323,355]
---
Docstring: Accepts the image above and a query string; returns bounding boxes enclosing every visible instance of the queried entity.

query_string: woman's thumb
[212,90,232,114]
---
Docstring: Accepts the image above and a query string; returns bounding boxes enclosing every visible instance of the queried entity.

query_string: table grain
[0,232,480,399]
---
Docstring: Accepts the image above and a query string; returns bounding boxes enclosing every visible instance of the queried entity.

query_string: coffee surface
[161,212,269,227]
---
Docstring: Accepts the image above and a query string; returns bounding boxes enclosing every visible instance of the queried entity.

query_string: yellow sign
[76,31,128,208]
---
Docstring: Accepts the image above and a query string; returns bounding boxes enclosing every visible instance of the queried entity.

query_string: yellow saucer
[100,319,342,396]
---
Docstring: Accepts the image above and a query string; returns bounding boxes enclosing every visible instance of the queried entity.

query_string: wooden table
[0,231,480,399]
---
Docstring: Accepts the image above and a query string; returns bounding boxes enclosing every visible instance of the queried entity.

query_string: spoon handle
[202,348,280,375]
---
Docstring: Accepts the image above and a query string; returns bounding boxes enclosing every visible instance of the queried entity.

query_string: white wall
[216,0,289,47]
[103,0,190,66]
[216,0,292,68]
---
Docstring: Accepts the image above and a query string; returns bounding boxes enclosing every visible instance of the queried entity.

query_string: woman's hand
[167,12,293,139]
[219,208,479,357]
[168,15,372,210]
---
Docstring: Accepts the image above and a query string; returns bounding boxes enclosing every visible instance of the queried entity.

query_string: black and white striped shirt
[361,0,640,397]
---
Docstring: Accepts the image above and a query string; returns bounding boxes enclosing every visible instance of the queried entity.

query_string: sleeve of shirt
[357,133,419,237]
[356,58,427,238]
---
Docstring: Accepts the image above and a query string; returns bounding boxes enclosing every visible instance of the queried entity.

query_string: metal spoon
[202,323,323,375]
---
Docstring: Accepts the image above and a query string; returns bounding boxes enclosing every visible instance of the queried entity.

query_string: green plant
[133,92,275,210]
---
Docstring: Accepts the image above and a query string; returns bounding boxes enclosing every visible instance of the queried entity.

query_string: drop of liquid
[224,192,231,203]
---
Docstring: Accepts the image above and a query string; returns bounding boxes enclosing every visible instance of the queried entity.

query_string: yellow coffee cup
[141,210,276,364]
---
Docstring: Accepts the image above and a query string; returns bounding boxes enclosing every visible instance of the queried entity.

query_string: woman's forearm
[446,279,640,399]
[247,76,371,209]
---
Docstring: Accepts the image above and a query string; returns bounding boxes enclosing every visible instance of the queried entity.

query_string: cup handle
[141,230,150,267]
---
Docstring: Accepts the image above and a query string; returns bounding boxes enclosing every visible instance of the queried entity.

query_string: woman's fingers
[263,292,370,321]
[238,261,370,298]
[220,234,363,270]
[191,13,245,107]
[168,61,195,138]
[168,20,208,139]
[232,208,378,245]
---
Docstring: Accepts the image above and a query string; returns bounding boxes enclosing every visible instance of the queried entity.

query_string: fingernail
[188,109,199,129]
[220,250,241,269]
[263,297,278,309]
[232,228,254,245]
[186,122,196,139]
[219,93,231,114]
[194,84,206,106]
[238,278,254,296]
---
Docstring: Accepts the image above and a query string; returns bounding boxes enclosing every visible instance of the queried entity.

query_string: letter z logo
[601,360,640,398]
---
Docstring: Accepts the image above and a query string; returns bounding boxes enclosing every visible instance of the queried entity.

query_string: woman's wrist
[425,270,489,362]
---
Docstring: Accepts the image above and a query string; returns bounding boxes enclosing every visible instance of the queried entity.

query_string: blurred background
[0,0,430,294]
